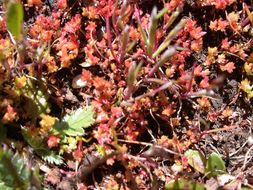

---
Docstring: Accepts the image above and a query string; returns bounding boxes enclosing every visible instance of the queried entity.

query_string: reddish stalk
[187,62,197,93]
[106,16,120,65]
[201,125,238,137]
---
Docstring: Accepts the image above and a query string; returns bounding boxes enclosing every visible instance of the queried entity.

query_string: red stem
[187,62,197,93]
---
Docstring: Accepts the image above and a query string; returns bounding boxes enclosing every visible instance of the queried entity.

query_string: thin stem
[187,63,197,93]
[118,139,182,156]
[201,125,238,136]
[123,79,179,105]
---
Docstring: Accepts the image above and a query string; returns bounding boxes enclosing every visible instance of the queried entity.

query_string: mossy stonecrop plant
[80,0,206,143]
[83,2,188,142]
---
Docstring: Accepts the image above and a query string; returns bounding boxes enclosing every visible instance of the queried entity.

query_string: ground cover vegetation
[0,0,253,189]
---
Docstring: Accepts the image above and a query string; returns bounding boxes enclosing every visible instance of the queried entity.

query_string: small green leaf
[205,152,226,177]
[7,2,24,39]
[53,106,95,136]
[185,149,206,174]
[165,179,205,190]
[22,128,63,165]
[38,150,63,165]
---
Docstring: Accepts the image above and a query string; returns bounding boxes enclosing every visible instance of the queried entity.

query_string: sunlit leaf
[185,149,206,174]
[52,106,95,136]
[7,2,24,39]
[165,179,205,190]
[240,79,253,99]
[16,78,50,120]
